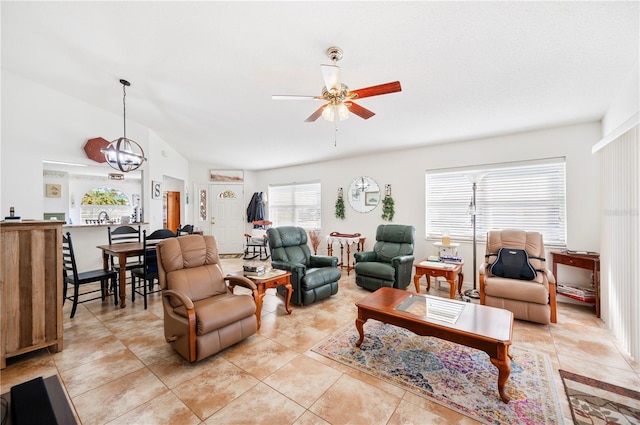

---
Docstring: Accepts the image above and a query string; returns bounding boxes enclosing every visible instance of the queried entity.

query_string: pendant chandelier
[101,79,146,172]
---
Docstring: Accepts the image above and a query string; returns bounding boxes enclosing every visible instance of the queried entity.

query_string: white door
[209,183,244,254]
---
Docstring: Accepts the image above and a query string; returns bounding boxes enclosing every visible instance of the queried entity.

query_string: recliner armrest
[310,255,338,268]
[225,275,258,291]
[354,251,377,262]
[542,268,556,284]
[163,289,194,310]
[271,261,306,274]
[391,255,414,267]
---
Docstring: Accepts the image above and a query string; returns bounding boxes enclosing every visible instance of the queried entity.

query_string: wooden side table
[228,270,292,329]
[326,232,365,275]
[413,260,464,300]
[552,251,600,317]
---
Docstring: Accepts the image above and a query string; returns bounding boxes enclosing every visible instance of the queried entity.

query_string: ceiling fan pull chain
[334,120,338,147]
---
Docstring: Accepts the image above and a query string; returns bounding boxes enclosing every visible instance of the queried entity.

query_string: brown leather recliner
[156,234,258,362]
[479,229,557,325]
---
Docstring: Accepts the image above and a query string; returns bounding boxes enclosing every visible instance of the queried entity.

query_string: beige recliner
[479,229,557,325]
[156,234,258,362]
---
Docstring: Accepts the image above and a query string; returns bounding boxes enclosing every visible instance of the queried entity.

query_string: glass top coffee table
[355,287,514,403]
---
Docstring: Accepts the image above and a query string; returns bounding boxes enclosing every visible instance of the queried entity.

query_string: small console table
[326,232,365,275]
[413,259,465,299]
[552,251,600,317]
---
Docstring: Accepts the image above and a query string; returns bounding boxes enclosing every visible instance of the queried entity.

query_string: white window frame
[268,181,321,230]
[425,158,566,246]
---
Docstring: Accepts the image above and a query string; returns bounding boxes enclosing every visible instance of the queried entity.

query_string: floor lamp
[464,173,485,299]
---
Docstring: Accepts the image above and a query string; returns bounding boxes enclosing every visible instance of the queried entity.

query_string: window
[426,158,566,245]
[80,187,133,224]
[269,181,321,230]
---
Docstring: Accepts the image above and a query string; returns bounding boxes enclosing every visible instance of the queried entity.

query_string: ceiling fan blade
[272,95,322,100]
[321,64,341,91]
[346,101,375,120]
[305,105,326,122]
[349,81,402,99]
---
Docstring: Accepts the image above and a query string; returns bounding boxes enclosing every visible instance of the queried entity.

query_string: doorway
[209,184,244,254]
[165,191,181,233]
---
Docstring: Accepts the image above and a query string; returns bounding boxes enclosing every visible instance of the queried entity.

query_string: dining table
[96,241,145,308]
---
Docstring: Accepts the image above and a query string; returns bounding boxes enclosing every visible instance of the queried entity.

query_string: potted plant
[335,196,345,220]
[381,195,395,221]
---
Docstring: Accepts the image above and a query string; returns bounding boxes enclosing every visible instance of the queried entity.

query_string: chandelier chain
[122,83,127,140]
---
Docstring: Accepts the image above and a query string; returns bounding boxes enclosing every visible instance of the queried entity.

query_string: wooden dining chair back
[131,229,176,309]
[63,232,118,318]
[107,225,143,276]
[177,224,194,235]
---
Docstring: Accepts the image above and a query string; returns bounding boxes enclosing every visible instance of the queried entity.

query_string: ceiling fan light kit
[273,46,402,124]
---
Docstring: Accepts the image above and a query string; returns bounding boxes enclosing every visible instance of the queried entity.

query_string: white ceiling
[2,1,638,171]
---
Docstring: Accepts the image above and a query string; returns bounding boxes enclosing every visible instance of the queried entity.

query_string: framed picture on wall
[152,181,162,199]
[365,191,379,206]
[45,184,62,198]
[209,169,244,182]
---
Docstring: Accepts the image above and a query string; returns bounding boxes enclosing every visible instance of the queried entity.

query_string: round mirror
[347,176,380,213]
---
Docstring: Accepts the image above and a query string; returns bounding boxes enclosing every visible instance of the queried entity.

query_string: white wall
[146,130,189,230]
[1,71,189,229]
[601,60,639,137]
[241,122,602,289]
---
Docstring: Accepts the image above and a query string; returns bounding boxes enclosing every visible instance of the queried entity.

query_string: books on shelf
[557,284,596,302]
[440,255,463,264]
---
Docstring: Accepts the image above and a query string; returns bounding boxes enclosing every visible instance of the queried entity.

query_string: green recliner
[267,226,341,306]
[354,224,415,291]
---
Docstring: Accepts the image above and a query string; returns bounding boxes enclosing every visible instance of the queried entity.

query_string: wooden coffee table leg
[355,318,366,347]
[283,282,292,314]
[457,271,464,296]
[490,346,512,403]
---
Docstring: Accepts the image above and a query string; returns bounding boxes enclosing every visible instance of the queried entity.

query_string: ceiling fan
[272,46,402,123]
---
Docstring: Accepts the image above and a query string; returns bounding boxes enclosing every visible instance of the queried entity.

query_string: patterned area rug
[312,320,564,425]
[559,369,640,424]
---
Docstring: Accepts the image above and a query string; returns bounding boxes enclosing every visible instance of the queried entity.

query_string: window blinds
[426,158,566,245]
[268,181,321,230]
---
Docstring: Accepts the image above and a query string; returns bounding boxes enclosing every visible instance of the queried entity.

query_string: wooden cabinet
[1,221,64,368]
[552,251,600,317]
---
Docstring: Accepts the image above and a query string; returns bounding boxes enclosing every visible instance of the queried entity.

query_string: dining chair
[176,224,194,235]
[107,225,143,281]
[131,229,176,309]
[63,232,118,318]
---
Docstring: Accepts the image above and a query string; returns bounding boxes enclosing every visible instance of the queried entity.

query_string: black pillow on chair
[490,248,537,281]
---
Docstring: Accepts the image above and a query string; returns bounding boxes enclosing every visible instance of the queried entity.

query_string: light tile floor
[2,257,638,424]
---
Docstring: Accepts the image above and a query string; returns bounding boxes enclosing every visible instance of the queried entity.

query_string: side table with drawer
[551,251,600,317]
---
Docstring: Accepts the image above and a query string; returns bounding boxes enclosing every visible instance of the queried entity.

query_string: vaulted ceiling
[2,1,638,170]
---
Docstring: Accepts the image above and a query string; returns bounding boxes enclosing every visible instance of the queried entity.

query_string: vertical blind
[268,181,321,230]
[426,158,566,245]
[597,124,639,361]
